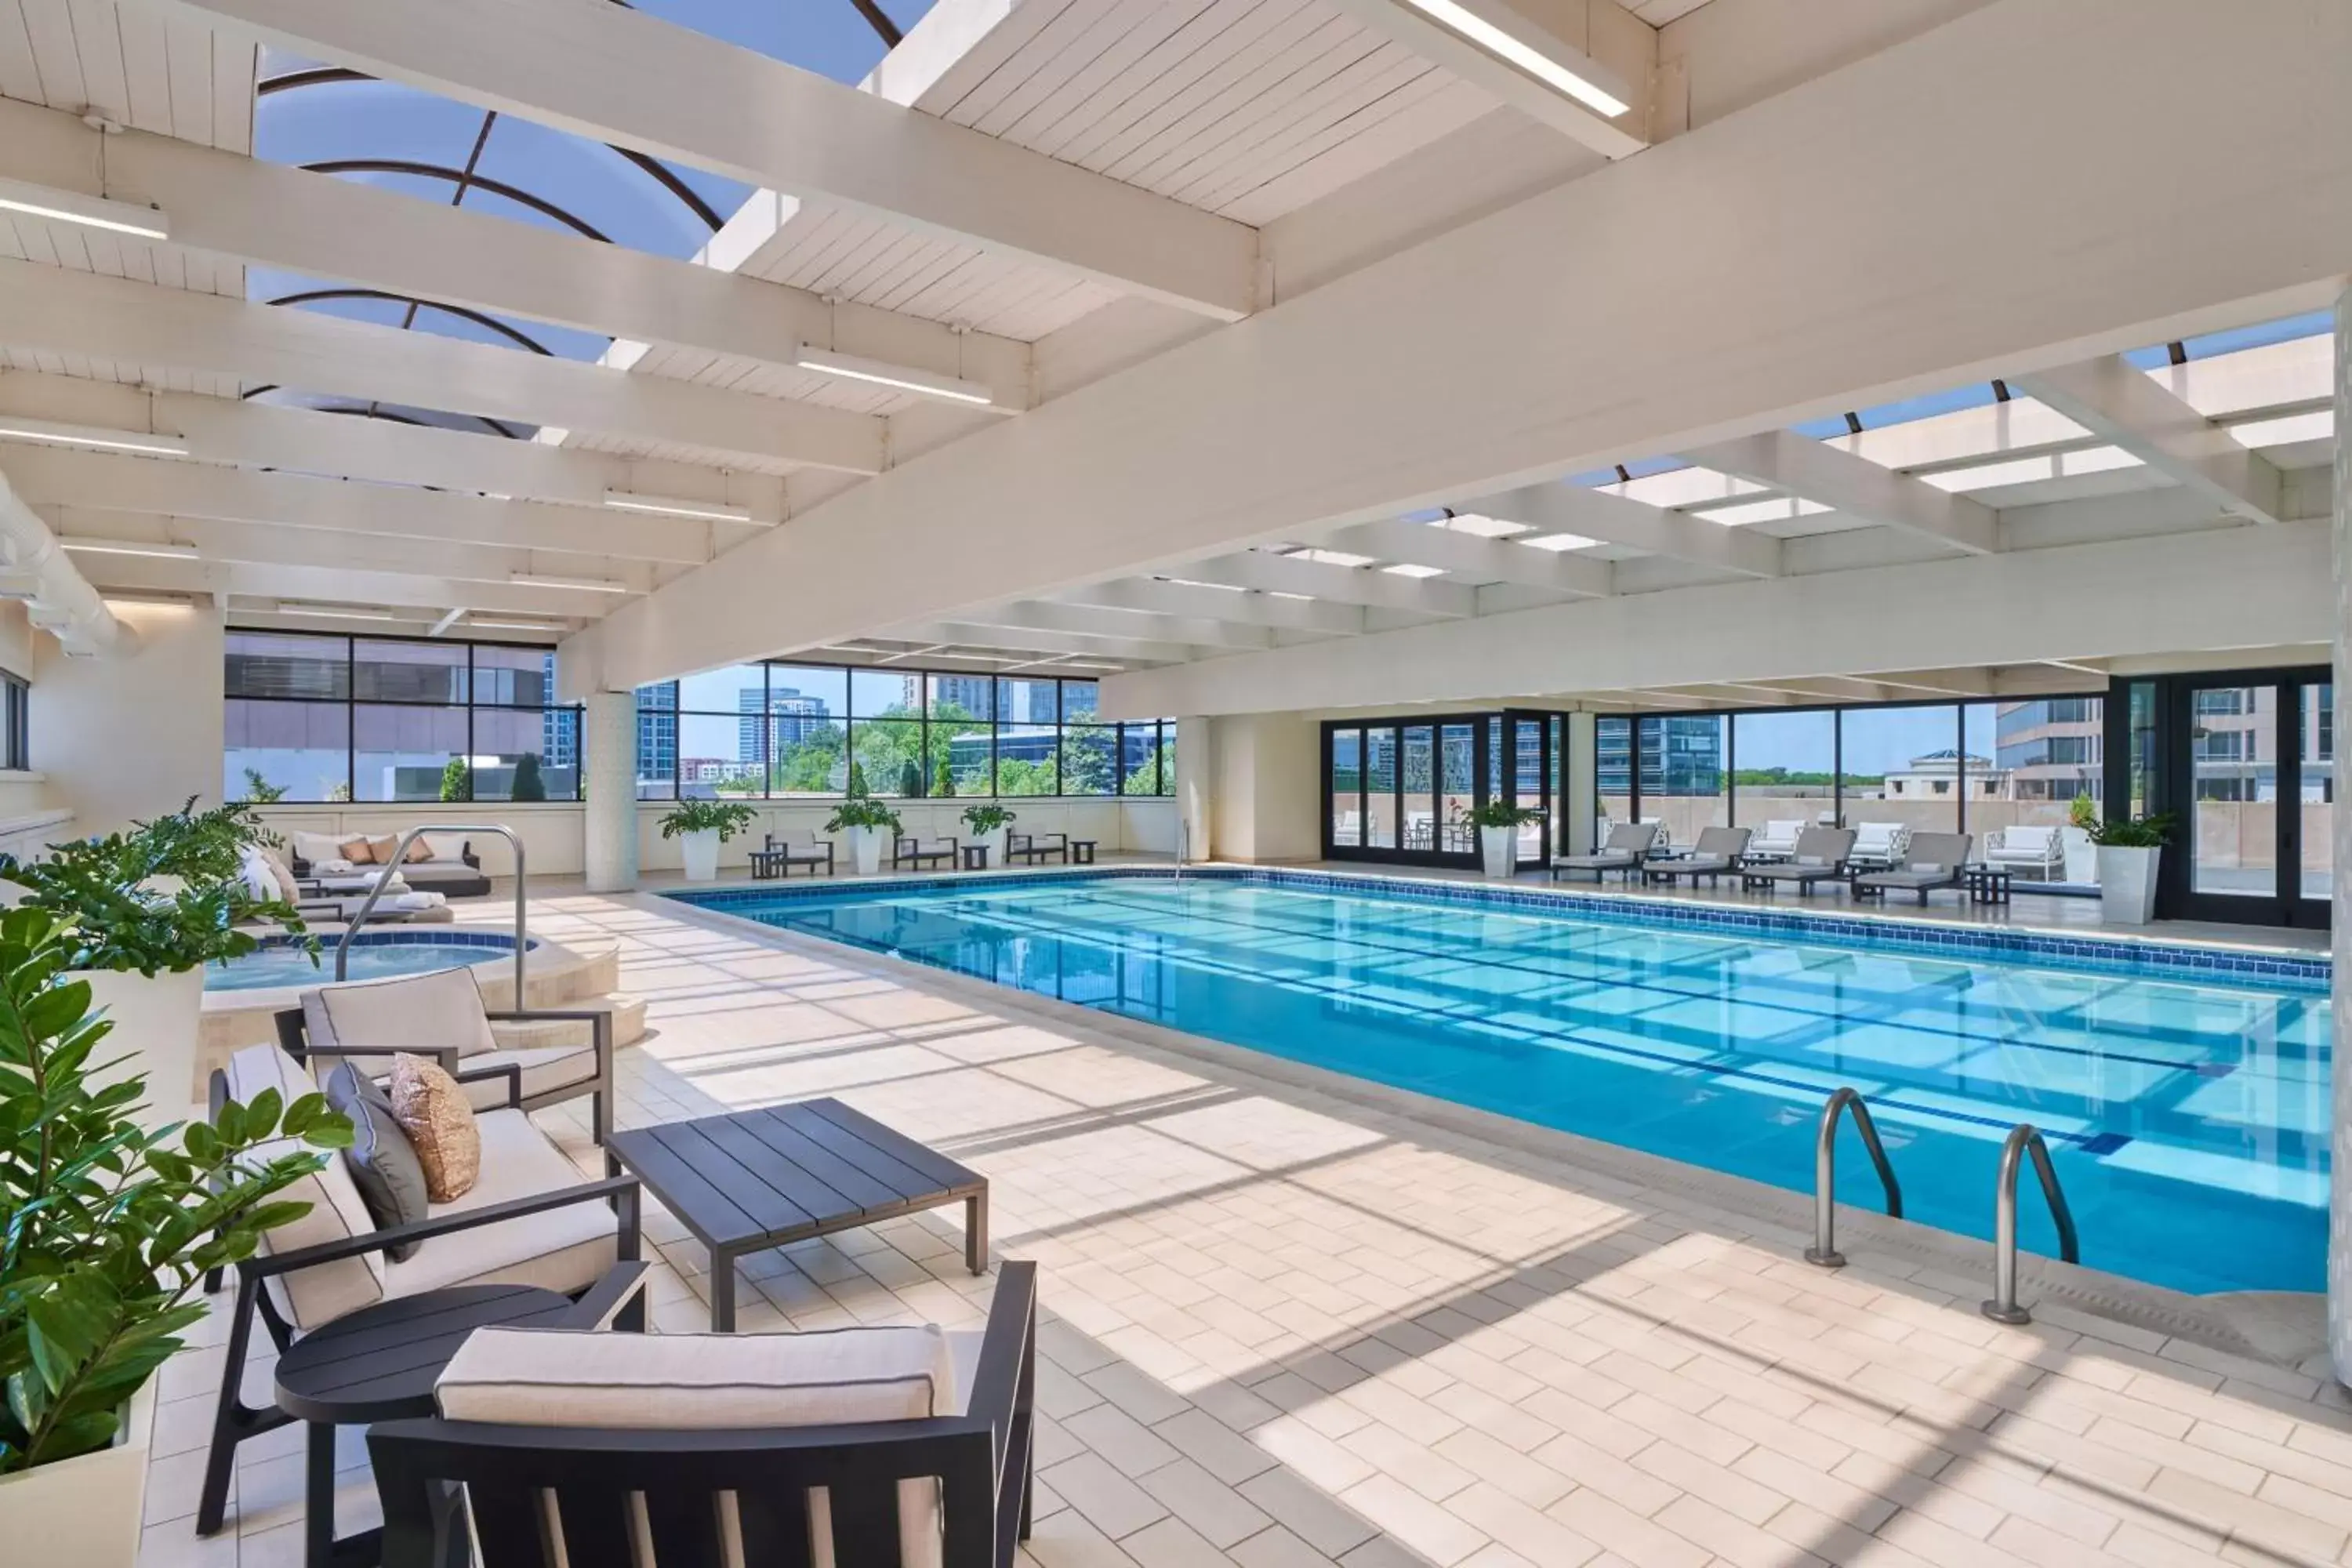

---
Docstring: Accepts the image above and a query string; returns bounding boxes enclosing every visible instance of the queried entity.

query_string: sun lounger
[1848,821,1912,871]
[1737,827,1859,895]
[1552,819,1662,883]
[1742,819,1807,862]
[1644,826,1752,885]
[1853,833,1974,905]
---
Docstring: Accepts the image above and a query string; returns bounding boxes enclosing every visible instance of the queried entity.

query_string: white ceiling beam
[0,260,885,474]
[124,0,1258,322]
[53,510,653,593]
[562,1,2352,692]
[1465,482,1782,577]
[0,98,1033,408]
[1326,517,1613,597]
[1689,430,2001,556]
[1183,552,1479,616]
[1056,578,1368,636]
[3,445,710,564]
[896,622,1204,665]
[954,601,1276,652]
[75,553,634,618]
[1317,0,1651,158]
[2014,354,2285,524]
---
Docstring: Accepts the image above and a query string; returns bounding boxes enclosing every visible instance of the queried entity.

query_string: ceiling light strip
[601,489,755,524]
[0,416,188,457]
[1395,0,1632,117]
[793,343,995,407]
[60,537,199,561]
[0,176,169,241]
[510,572,634,593]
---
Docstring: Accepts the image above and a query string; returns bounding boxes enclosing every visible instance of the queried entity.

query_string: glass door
[2172,671,2331,927]
[1320,713,1512,868]
[2186,682,2277,906]
[2299,681,2332,913]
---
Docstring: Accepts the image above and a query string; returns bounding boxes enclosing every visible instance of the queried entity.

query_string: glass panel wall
[1839,705,1959,835]
[1730,711,1835,833]
[1366,728,1398,849]
[1330,729,1363,847]
[1638,714,1729,849]
[2302,683,2333,901]
[1440,724,1475,853]
[1595,717,1635,843]
[1400,726,1437,851]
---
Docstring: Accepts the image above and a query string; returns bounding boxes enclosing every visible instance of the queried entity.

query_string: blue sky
[1726,705,1998,775]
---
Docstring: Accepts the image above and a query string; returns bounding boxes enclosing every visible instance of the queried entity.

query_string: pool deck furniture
[1737,826,1860,895]
[199,1040,640,1540]
[1552,819,1664,883]
[1983,823,2066,880]
[961,843,992,869]
[1006,831,1069,865]
[1741,819,1808,863]
[368,1261,1038,1568]
[1643,826,1752,886]
[1962,863,2016,905]
[604,1098,989,1332]
[274,1268,648,1568]
[750,829,834,880]
[1846,821,1913,873]
[1069,839,1098,864]
[1853,832,1974,905]
[290,831,493,902]
[894,833,960,870]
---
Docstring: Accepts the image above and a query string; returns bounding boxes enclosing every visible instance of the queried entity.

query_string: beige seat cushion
[436,1322,957,1568]
[224,1042,385,1331]
[457,1045,597,1112]
[390,1054,481,1203]
[304,965,501,1065]
[383,1107,616,1301]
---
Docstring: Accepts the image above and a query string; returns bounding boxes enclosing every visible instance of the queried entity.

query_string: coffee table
[1962,864,2014,906]
[606,1098,989,1331]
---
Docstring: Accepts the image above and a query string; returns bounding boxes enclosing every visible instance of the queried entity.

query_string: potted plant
[2061,792,2100,884]
[1462,801,1544,878]
[0,800,313,1112]
[0,907,350,1563]
[960,803,1016,866]
[2089,813,2174,924]
[657,799,757,882]
[826,795,902,875]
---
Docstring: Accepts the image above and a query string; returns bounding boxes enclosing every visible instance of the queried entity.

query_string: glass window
[354,704,470,801]
[1156,722,1176,797]
[996,720,1058,796]
[227,699,350,803]
[636,687,677,800]
[1731,710,1835,832]
[227,630,349,699]
[1401,725,1436,851]
[1439,724,1475,851]
[1120,723,1164,797]
[850,718,925,797]
[470,707,579,800]
[924,673,991,722]
[1366,727,1398,849]
[1980,697,2100,878]
[994,677,1058,727]
[1062,681,1100,720]
[1595,715,1634,842]
[472,644,555,706]
[1838,705,1959,834]
[851,669,922,720]
[1062,727,1117,796]
[927,674,991,796]
[354,639,469,703]
[1639,714,1728,849]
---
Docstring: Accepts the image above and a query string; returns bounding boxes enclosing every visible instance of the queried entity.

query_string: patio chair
[1639,816,1671,855]
[1983,823,2066,880]
[369,1261,1040,1568]
[1854,833,1974,905]
[1551,819,1662,883]
[753,828,836,879]
[1848,822,1913,872]
[1006,831,1069,865]
[292,889,456,925]
[275,964,615,1143]
[1737,826,1859,895]
[1646,825,1751,885]
[1743,820,1807,862]
[895,834,960,869]
[197,1040,641,1537]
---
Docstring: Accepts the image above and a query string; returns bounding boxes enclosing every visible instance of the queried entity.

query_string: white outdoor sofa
[1983,823,2067,880]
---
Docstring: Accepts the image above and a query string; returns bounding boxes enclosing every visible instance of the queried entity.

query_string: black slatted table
[605,1098,989,1331]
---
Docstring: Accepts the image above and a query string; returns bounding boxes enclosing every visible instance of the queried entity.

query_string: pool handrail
[1805,1086,1903,1269]
[1980,1123,2080,1324]
[336,825,527,1002]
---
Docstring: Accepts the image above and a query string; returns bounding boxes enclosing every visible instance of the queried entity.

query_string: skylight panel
[1520,532,1601,552]
[1691,497,1834,527]
[2226,410,2333,448]
[1919,445,2141,493]
[1433,512,1530,537]
[1606,466,1764,510]
[1381,563,1448,578]
[1286,549,1375,568]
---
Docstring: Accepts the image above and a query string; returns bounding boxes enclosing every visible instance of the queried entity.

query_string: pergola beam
[1326,518,1613,598]
[0,260,886,474]
[1465,482,1783,578]
[1690,431,2002,556]
[955,601,1277,652]
[897,621,1204,664]
[51,510,654,593]
[2015,354,2285,524]
[123,0,1259,321]
[1183,553,1477,616]
[72,553,634,618]
[1056,578,1367,636]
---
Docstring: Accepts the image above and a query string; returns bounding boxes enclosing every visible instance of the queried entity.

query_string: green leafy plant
[657,800,758,841]
[898,759,924,799]
[934,756,956,798]
[437,758,472,804]
[509,753,547,803]
[0,800,314,976]
[961,804,1016,834]
[236,768,285,807]
[0,908,352,1473]
[846,760,869,798]
[2068,793,2098,831]
[1461,800,1546,829]
[2087,812,2174,848]
[825,796,902,835]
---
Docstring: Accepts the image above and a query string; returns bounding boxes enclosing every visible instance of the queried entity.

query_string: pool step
[489,993,648,1052]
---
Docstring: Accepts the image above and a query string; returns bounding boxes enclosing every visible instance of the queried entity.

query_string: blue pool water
[205,933,524,992]
[672,871,2332,1297]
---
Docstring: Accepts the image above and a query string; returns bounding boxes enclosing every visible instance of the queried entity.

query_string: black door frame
[1320,711,1552,868]
[2151,666,2332,929]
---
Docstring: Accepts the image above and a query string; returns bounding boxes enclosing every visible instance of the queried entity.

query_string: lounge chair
[1848,821,1913,872]
[293,889,456,925]
[751,829,834,879]
[1007,831,1069,865]
[1853,833,1974,905]
[1644,826,1752,885]
[1552,819,1662,883]
[1737,827,1859,895]
[1983,823,2065,880]
[1743,819,1807,863]
[893,834,959,869]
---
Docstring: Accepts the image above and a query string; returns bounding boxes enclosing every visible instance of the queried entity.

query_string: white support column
[2330,288,2351,1388]
[1566,713,1599,857]
[1176,717,1213,864]
[584,689,638,894]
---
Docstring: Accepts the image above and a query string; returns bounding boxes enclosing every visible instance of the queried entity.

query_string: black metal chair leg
[198,1277,295,1537]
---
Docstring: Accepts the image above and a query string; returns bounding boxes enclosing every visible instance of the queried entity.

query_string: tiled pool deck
[142,878,2352,1568]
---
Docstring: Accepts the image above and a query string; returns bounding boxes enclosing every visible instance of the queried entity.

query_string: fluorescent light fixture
[1285,548,1374,568]
[0,416,187,456]
[1394,0,1632,117]
[0,176,169,240]
[510,572,633,593]
[792,343,995,407]
[1521,532,1600,552]
[1160,576,1244,592]
[283,604,401,622]
[601,488,755,524]
[1382,563,1447,578]
[61,536,198,561]
[466,619,568,633]
[1433,511,1530,538]
[1267,591,1314,601]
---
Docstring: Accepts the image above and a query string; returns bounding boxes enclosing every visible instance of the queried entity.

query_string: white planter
[0,1379,158,1567]
[848,825,887,876]
[2097,844,2161,924]
[678,828,722,883]
[966,825,1009,867]
[1479,825,1519,879]
[77,964,207,1115]
[2061,826,2099,884]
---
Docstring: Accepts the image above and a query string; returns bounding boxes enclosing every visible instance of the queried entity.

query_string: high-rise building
[739,685,830,760]
[931,676,993,718]
[1597,716,1724,800]
[1994,698,2102,802]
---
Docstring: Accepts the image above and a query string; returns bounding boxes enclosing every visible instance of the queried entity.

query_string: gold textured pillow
[341,837,376,865]
[388,1053,480,1203]
[366,834,403,865]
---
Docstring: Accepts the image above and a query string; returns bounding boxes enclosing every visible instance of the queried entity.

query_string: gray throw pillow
[324,1062,430,1261]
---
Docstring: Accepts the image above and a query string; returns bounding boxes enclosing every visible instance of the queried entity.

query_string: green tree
[437,758,471,802]
[1122,740,1177,797]
[237,767,286,805]
[1064,728,1116,795]
[510,753,546,802]
[898,758,924,798]
[935,754,955,797]
[847,760,869,797]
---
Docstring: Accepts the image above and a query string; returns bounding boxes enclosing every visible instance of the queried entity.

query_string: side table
[960,844,991,869]
[1962,864,2014,906]
[1069,839,1098,865]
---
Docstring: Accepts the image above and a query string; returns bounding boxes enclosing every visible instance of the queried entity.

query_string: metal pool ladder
[1805,1087,1903,1269]
[336,823,528,1003]
[1175,820,1189,880]
[1981,1123,2080,1325]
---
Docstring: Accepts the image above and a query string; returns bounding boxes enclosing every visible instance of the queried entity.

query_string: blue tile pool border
[249,930,535,952]
[663,866,2330,993]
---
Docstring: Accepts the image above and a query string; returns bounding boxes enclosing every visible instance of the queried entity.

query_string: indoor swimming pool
[670,870,2330,1296]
